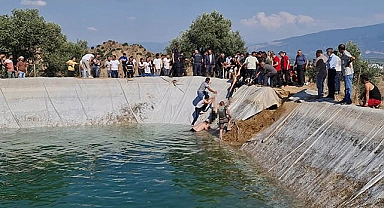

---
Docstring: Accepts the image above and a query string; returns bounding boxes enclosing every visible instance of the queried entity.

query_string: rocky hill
[89,40,155,60]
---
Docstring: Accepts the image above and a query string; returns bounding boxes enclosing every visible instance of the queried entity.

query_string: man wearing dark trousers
[204,49,215,77]
[326,48,337,99]
[294,50,308,87]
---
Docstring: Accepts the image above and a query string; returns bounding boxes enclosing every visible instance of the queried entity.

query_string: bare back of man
[190,121,210,132]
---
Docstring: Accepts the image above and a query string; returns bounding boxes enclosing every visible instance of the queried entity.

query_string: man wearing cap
[338,44,355,105]
[326,48,338,99]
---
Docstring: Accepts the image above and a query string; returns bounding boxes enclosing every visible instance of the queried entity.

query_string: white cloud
[128,16,136,20]
[241,11,315,30]
[86,27,98,32]
[21,0,47,6]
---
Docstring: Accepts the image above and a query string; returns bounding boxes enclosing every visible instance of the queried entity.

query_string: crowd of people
[1,42,381,110]
[0,53,29,79]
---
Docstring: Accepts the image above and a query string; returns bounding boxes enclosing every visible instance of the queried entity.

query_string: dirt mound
[223,101,298,146]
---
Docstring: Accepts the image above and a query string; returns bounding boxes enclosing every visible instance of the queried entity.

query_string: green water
[0,124,298,207]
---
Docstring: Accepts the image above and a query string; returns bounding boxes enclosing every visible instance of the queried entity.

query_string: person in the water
[190,120,210,132]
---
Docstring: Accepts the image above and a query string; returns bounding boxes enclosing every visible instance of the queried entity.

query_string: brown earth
[223,86,302,146]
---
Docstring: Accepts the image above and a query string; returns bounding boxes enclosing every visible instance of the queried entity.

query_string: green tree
[0,9,87,77]
[165,11,246,57]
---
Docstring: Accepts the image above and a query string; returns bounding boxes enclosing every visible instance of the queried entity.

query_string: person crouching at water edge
[218,101,232,140]
[191,94,213,126]
[359,75,382,108]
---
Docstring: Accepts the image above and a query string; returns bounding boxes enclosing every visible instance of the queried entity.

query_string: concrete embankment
[242,102,384,207]
[2,77,382,207]
[0,77,279,128]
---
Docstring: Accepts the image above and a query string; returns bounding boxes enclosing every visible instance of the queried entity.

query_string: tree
[0,9,87,77]
[165,11,246,57]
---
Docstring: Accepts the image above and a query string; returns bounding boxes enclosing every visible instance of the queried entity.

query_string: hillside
[248,23,384,59]
[89,40,154,60]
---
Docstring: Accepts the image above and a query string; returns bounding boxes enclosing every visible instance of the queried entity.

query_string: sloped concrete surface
[242,102,384,207]
[0,77,279,128]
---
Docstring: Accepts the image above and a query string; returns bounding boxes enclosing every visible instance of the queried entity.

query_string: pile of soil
[223,87,300,146]
[223,101,298,146]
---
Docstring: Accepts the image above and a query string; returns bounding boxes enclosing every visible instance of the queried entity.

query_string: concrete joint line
[278,107,342,180]
[339,170,384,207]
[268,104,331,172]
[117,79,140,123]
[43,82,64,124]
[0,88,22,128]
[75,88,89,120]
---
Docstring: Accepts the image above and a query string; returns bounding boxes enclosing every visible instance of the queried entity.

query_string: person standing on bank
[333,51,342,95]
[359,75,382,108]
[197,77,217,101]
[192,50,203,76]
[338,44,355,105]
[294,50,308,87]
[314,50,328,99]
[81,53,94,78]
[119,53,128,78]
[326,48,337,99]
[4,54,15,78]
[204,49,215,77]
[16,56,28,78]
[171,43,180,77]
[66,56,78,77]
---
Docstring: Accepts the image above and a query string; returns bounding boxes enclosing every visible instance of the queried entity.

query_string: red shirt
[273,56,281,71]
[282,55,289,70]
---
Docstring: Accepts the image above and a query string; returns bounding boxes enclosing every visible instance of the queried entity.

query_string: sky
[1,0,384,47]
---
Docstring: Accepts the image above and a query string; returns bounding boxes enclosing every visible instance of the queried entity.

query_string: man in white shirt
[81,53,94,78]
[338,43,355,105]
[333,51,342,95]
[110,55,120,78]
[153,53,163,76]
[163,54,171,76]
[243,52,259,82]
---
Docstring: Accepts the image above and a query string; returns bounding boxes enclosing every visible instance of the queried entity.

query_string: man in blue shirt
[294,50,308,87]
[338,44,355,105]
[326,48,338,99]
[119,53,128,78]
[192,50,203,76]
